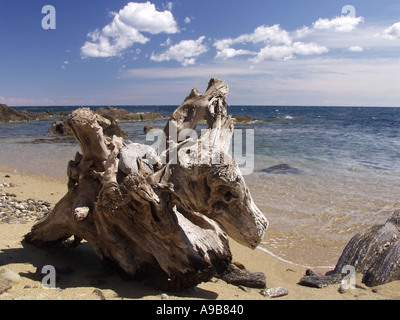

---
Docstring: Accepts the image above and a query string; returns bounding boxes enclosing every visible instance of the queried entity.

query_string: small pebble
[0,191,52,224]
[260,287,289,298]
[339,283,349,294]
[93,288,106,300]
[0,279,12,294]
[238,285,252,292]
[161,293,169,300]
[0,267,22,283]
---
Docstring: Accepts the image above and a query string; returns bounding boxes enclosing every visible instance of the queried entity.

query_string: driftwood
[333,210,400,287]
[300,210,400,288]
[25,78,269,291]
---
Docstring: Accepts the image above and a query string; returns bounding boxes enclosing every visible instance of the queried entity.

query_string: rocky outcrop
[46,107,166,139]
[0,104,43,123]
[95,107,163,121]
[233,115,252,124]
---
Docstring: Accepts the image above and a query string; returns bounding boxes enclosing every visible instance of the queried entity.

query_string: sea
[1,105,400,269]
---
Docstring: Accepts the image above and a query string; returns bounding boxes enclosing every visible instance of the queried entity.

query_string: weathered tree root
[25,78,269,291]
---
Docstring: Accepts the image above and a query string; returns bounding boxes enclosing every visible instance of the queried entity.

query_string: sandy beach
[1,164,400,302]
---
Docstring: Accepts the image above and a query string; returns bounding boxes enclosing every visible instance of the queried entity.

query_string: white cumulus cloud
[313,16,364,32]
[150,36,208,66]
[215,24,328,62]
[215,48,256,60]
[81,2,179,58]
[251,42,328,63]
[236,24,292,45]
[383,22,400,39]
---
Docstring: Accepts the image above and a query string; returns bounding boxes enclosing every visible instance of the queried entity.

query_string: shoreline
[1,165,400,300]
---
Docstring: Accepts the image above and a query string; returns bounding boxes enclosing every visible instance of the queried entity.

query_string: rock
[0,104,64,123]
[119,142,160,175]
[92,288,106,300]
[144,124,154,134]
[298,269,341,289]
[0,104,40,123]
[47,119,73,136]
[233,115,252,124]
[0,195,50,224]
[261,164,301,175]
[161,293,169,300]
[220,263,266,289]
[260,287,289,298]
[47,112,127,141]
[101,115,127,138]
[0,267,21,283]
[238,285,252,292]
[0,279,12,294]
[338,283,350,294]
[95,106,163,122]
[233,261,246,270]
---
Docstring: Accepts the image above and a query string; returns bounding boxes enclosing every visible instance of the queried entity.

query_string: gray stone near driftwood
[220,263,266,289]
[298,269,341,289]
[119,142,160,175]
[260,287,289,298]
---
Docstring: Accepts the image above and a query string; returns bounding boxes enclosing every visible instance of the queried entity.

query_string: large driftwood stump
[25,78,269,291]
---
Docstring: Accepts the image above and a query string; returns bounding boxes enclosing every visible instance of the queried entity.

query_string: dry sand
[1,164,400,301]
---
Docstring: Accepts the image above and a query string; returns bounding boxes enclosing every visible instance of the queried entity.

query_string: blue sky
[1,0,400,107]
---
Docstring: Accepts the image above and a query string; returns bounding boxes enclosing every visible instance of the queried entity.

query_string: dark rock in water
[95,106,163,121]
[0,104,65,123]
[47,119,73,136]
[233,115,252,124]
[262,164,301,175]
[47,113,126,139]
[144,124,154,134]
[46,107,164,141]
[0,104,41,123]
[220,263,266,288]
[101,115,127,138]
